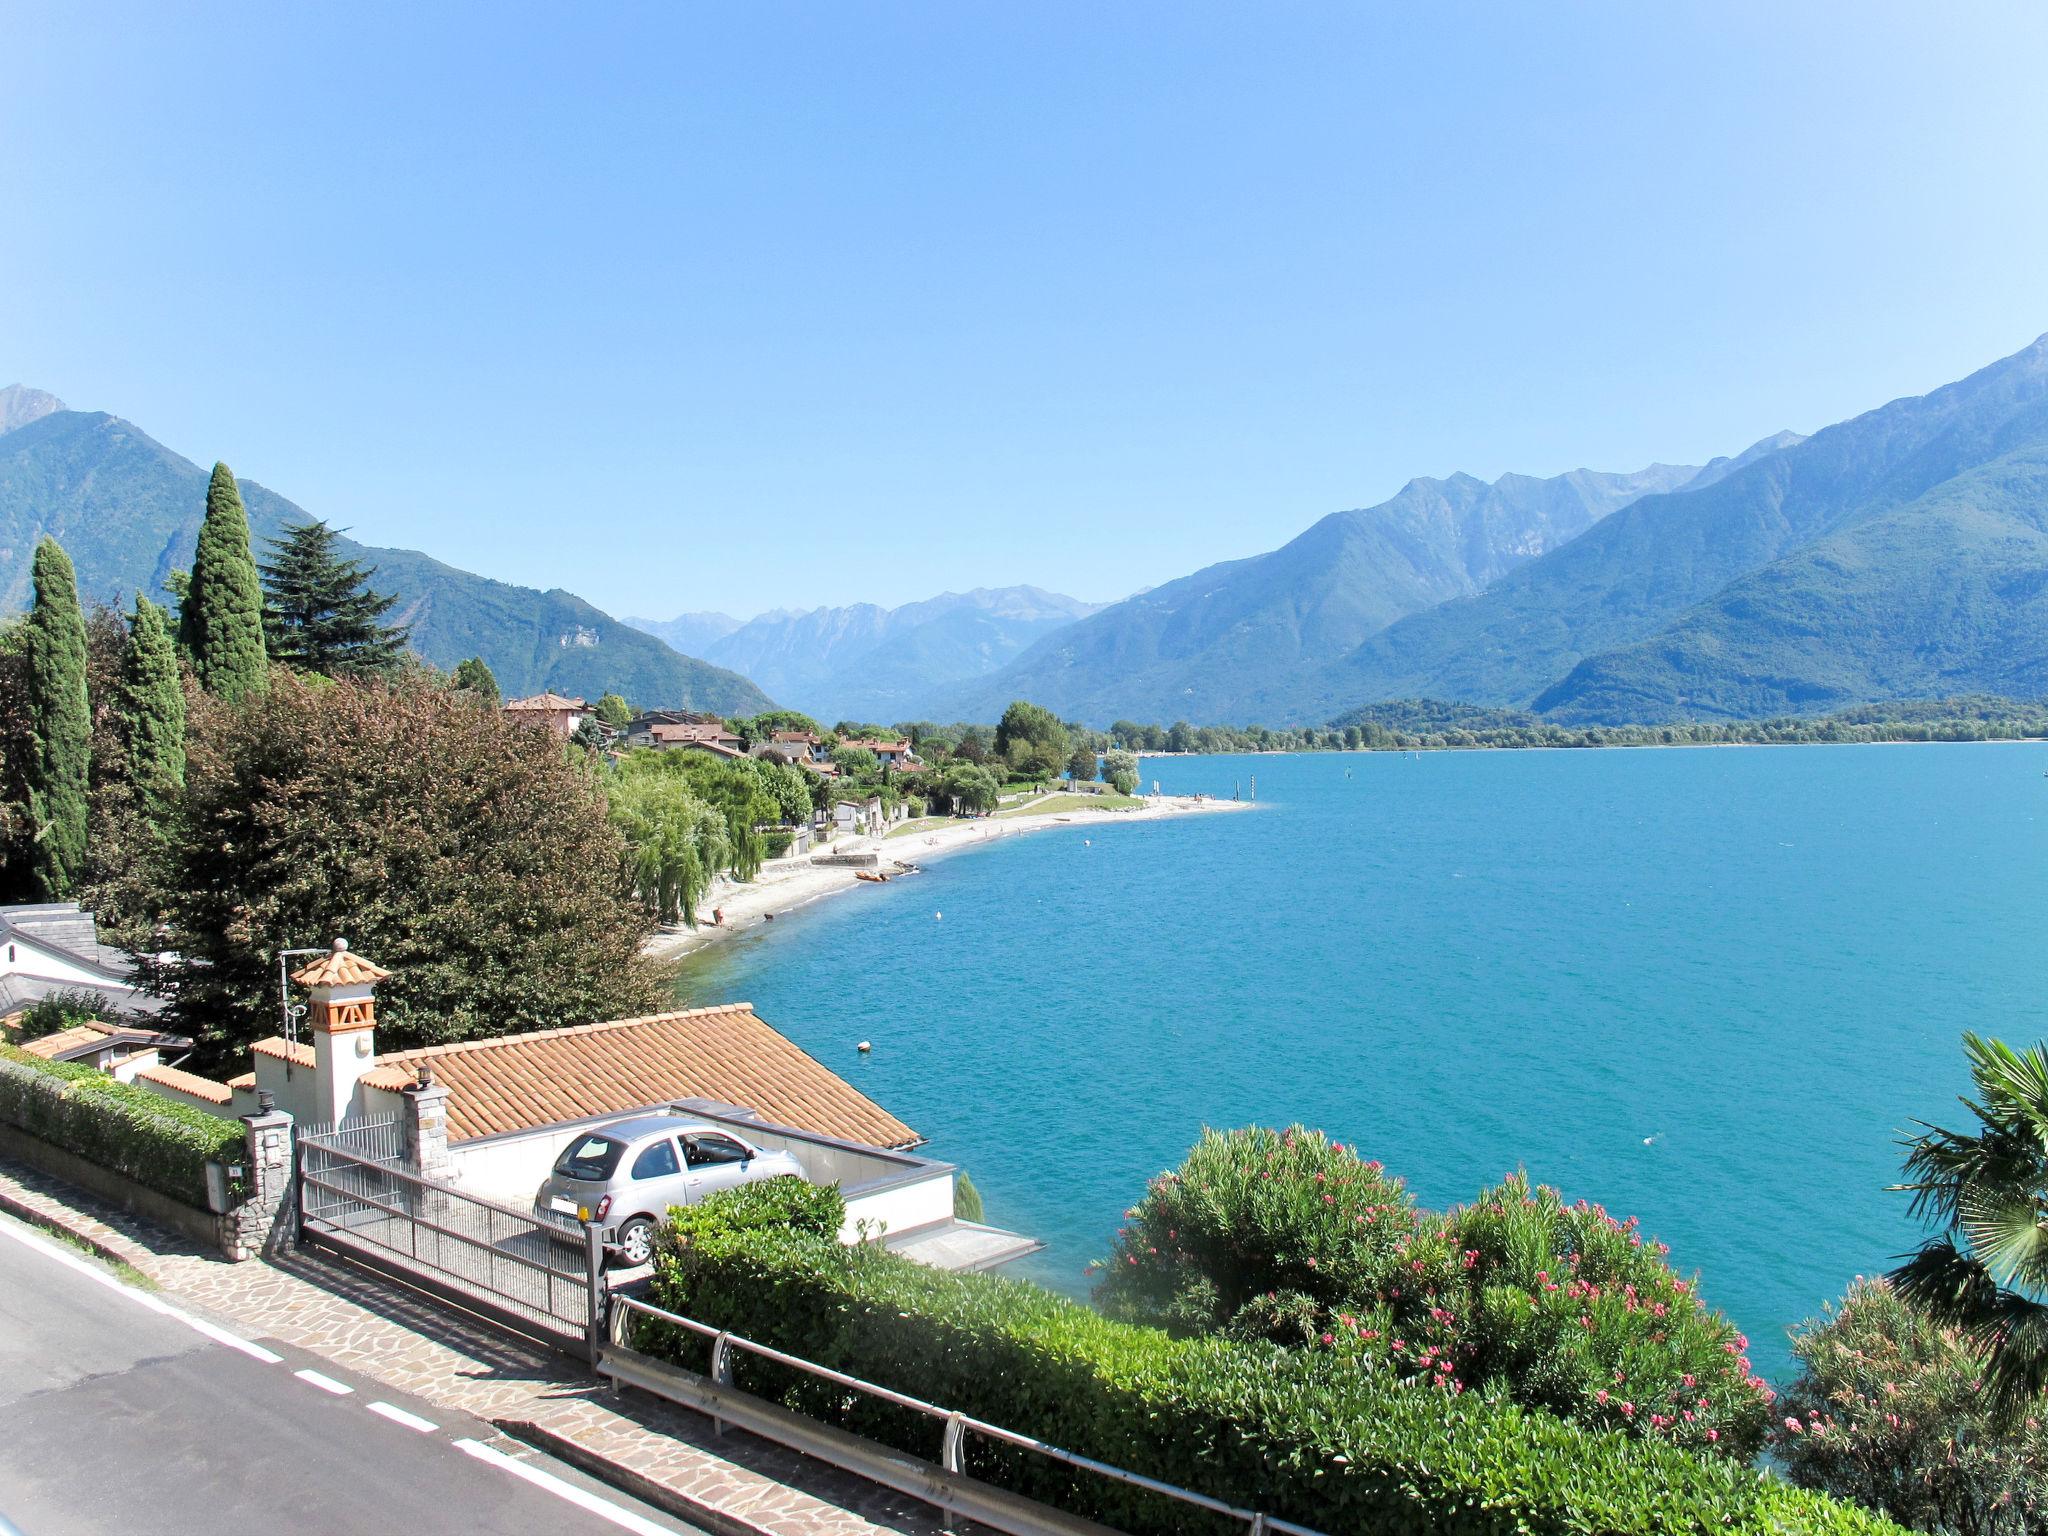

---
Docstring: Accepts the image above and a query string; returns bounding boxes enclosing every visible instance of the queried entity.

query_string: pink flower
[1320,1333,1334,1346]
[1784,1417,1804,1434]
[1595,1389,1609,1404]
[1706,1429,1719,1443]
[1620,1402,1635,1418]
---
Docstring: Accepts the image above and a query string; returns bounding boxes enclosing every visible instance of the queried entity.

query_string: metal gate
[296,1121,603,1353]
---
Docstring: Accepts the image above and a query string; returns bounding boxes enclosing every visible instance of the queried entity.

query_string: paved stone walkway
[0,1154,957,1536]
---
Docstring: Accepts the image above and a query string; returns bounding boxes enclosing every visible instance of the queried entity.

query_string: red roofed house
[503,692,591,737]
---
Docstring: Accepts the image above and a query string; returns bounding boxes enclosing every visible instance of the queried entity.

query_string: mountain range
[12,332,2048,732]
[628,588,1102,725]
[926,442,1796,725]
[0,398,770,712]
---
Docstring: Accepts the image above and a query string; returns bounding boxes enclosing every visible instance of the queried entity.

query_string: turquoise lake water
[675,744,2048,1385]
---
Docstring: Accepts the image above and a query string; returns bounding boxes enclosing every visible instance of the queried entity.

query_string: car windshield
[553,1135,626,1181]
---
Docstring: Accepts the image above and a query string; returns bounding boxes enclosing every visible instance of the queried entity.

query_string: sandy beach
[646,793,1252,962]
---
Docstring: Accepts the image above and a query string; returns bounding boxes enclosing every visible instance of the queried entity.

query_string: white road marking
[294,1368,354,1395]
[366,1400,439,1433]
[453,1438,675,1535]
[0,1214,283,1363]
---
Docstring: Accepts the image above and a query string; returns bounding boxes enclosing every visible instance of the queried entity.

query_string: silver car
[532,1114,806,1267]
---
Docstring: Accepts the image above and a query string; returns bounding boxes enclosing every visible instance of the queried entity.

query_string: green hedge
[0,1043,245,1210]
[643,1187,1904,1536]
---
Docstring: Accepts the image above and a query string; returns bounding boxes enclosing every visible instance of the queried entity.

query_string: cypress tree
[114,596,187,819]
[183,462,270,702]
[25,537,91,898]
[259,519,409,678]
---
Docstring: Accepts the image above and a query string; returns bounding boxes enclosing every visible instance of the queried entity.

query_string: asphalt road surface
[0,1210,701,1536]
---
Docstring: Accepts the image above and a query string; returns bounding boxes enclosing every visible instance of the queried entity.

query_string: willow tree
[25,538,91,897]
[113,596,187,821]
[182,463,269,701]
[607,770,731,927]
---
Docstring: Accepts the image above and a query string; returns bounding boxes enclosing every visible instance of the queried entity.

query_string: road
[0,1211,698,1536]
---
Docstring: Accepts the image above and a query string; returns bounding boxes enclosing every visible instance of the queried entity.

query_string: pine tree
[25,538,91,898]
[182,463,270,701]
[114,596,187,819]
[259,520,409,678]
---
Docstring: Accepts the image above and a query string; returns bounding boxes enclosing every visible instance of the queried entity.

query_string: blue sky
[6,2,2047,620]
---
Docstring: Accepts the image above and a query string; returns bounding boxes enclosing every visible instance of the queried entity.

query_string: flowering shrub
[1773,1277,2048,1534]
[1092,1125,1772,1458]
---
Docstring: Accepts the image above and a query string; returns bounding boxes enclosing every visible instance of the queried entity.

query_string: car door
[681,1132,756,1202]
[626,1134,689,1219]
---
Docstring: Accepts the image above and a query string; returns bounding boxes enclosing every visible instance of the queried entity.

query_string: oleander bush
[0,1042,244,1209]
[643,1184,1904,1536]
[1772,1277,2048,1534]
[1091,1126,1772,1459]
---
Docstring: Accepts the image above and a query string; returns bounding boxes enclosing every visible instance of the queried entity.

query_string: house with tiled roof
[7,1017,195,1083]
[503,692,591,737]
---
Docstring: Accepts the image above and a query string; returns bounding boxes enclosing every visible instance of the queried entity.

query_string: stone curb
[498,1417,774,1536]
[0,1183,157,1277]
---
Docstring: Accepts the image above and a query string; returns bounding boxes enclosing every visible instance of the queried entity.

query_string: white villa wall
[0,933,115,991]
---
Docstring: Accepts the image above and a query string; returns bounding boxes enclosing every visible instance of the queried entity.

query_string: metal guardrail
[604,1295,1331,1536]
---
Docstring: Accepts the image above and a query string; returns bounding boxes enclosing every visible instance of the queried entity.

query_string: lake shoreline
[646,793,1254,963]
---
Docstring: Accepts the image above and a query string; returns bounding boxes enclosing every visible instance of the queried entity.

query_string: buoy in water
[857,1040,872,1053]
[934,911,943,920]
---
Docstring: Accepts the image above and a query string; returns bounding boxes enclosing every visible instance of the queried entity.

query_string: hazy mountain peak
[0,385,67,436]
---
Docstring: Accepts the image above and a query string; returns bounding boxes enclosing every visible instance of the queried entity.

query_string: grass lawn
[995,793,1143,818]
[886,817,955,839]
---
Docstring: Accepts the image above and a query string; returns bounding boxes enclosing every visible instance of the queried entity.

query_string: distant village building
[639,721,746,758]
[769,729,829,764]
[839,738,916,767]
[0,903,162,1019]
[502,691,591,737]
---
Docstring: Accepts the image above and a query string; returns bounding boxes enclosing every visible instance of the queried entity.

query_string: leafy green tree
[451,656,500,705]
[994,700,1069,768]
[832,745,880,782]
[1891,1032,2048,1415]
[260,519,409,678]
[1104,748,1140,796]
[25,538,91,898]
[142,672,667,1069]
[594,692,632,728]
[1067,746,1099,782]
[569,715,609,753]
[1773,1277,2048,1534]
[181,463,270,701]
[111,597,186,821]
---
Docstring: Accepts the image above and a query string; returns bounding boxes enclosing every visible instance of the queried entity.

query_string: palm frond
[1958,1183,2048,1290]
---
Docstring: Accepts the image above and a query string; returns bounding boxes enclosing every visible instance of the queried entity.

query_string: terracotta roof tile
[290,942,391,987]
[227,1071,256,1090]
[21,1024,107,1059]
[505,692,588,712]
[137,1065,234,1105]
[251,1036,316,1068]
[379,1004,919,1149]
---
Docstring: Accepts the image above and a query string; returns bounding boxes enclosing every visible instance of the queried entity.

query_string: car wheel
[615,1216,656,1269]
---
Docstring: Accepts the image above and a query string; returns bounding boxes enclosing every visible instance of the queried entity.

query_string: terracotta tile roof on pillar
[289,942,391,988]
[377,1003,920,1149]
